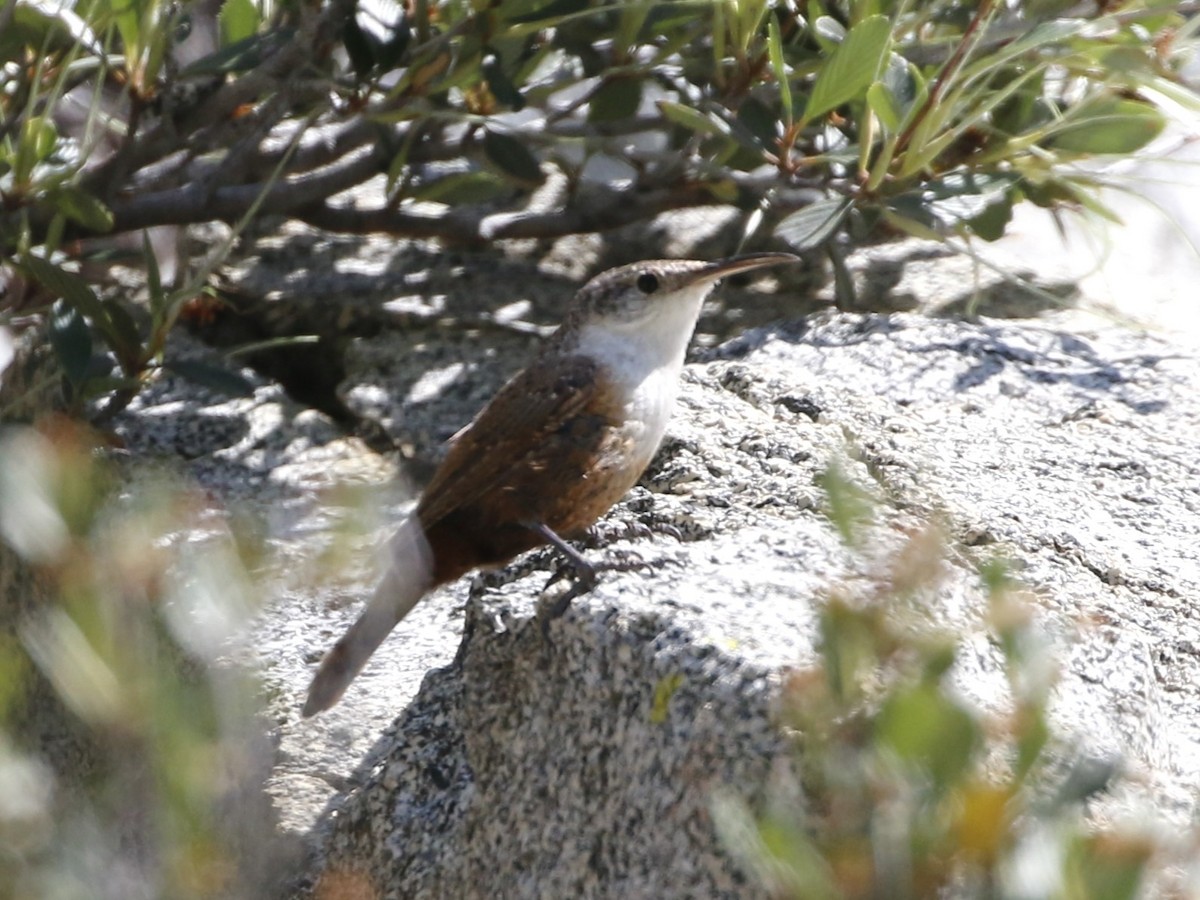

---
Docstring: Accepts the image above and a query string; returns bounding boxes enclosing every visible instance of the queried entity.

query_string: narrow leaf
[767,15,792,124]
[25,115,57,161]
[182,30,293,77]
[588,77,642,123]
[19,255,108,324]
[14,116,56,184]
[1049,97,1165,155]
[881,208,943,242]
[142,230,162,305]
[53,186,114,232]
[164,359,254,397]
[507,0,590,26]
[616,2,651,51]
[412,171,512,205]
[657,100,728,138]
[737,96,777,148]
[48,300,92,388]
[776,197,854,251]
[804,15,891,122]
[482,129,544,186]
[966,196,1013,242]
[866,81,899,134]
[876,682,979,788]
[828,242,856,308]
[102,299,145,369]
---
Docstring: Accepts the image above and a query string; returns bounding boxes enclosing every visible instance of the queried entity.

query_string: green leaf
[102,299,145,370]
[482,129,544,186]
[704,179,739,204]
[507,0,589,26]
[866,81,899,134]
[219,0,259,45]
[925,171,1018,236]
[881,207,943,242]
[734,0,769,54]
[182,30,293,77]
[803,15,891,123]
[1022,175,1123,224]
[818,598,881,702]
[142,230,162,310]
[53,186,114,232]
[163,359,254,397]
[817,459,873,547]
[766,14,792,124]
[616,1,651,52]
[1079,837,1151,900]
[828,240,856,308]
[49,300,92,389]
[775,197,853,251]
[1048,96,1165,155]
[112,0,144,65]
[876,682,979,789]
[881,52,918,121]
[959,19,1078,84]
[737,96,777,149]
[588,77,642,123]
[411,170,512,205]
[811,14,845,51]
[14,115,57,184]
[657,100,729,138]
[964,195,1013,242]
[19,254,108,325]
[77,374,142,401]
[26,115,57,161]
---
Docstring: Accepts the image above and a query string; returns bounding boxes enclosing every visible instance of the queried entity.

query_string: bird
[302,252,799,716]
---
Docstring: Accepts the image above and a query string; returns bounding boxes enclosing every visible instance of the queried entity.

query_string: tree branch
[102,143,389,232]
[294,181,740,242]
[81,0,355,198]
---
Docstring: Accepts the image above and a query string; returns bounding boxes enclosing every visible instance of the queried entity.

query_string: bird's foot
[538,555,596,632]
[537,548,668,638]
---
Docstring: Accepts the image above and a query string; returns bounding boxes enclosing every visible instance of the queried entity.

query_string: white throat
[573,280,713,462]
[574,280,711,386]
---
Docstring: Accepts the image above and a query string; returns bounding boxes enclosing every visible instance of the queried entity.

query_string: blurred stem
[0,0,15,39]
[891,0,997,162]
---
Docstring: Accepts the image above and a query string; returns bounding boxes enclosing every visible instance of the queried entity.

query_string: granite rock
[290,311,1200,897]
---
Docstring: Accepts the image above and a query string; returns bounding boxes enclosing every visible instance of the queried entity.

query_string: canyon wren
[302,252,799,716]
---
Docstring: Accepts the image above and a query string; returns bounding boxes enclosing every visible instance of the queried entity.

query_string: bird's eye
[636,272,659,294]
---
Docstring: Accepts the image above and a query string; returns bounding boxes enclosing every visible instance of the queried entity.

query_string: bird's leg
[526,521,597,619]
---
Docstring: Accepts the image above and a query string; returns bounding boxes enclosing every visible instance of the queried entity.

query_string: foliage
[0,418,271,900]
[0,0,1196,418]
[713,464,1179,899]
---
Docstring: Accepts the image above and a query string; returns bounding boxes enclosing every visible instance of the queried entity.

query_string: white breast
[575,281,712,467]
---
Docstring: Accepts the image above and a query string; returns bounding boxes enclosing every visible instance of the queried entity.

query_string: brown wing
[416,354,610,529]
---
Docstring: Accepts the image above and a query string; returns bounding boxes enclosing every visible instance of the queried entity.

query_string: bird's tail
[302,518,435,717]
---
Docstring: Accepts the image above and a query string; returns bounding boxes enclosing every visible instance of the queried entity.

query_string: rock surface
[281,310,1198,898]
[84,254,1200,895]
[10,189,1196,895]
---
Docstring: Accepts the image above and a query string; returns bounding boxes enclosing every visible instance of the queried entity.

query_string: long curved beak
[690,252,800,285]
